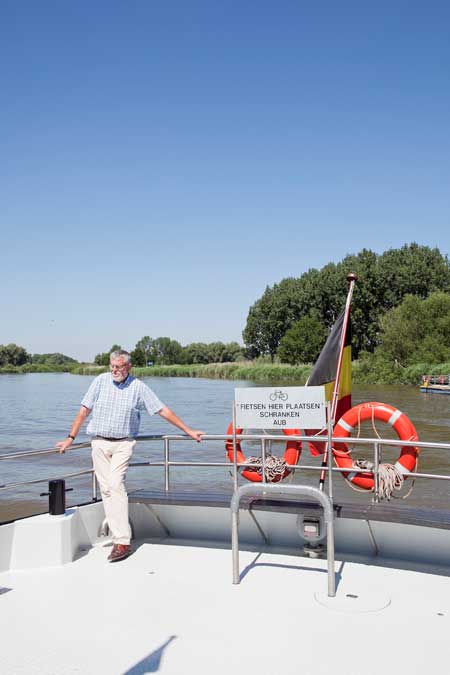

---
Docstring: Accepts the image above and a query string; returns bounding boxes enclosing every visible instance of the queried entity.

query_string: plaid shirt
[81,373,164,438]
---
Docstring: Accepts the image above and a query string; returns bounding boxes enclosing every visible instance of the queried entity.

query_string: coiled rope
[342,405,416,500]
[352,459,405,500]
[244,455,287,482]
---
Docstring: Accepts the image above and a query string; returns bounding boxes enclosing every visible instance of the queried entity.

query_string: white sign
[234,386,326,429]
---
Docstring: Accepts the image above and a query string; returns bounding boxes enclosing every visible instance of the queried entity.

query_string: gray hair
[110,349,132,364]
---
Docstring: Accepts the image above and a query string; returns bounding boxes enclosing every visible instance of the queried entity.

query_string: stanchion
[40,479,73,515]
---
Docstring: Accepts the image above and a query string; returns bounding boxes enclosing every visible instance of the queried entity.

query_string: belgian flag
[306,310,352,455]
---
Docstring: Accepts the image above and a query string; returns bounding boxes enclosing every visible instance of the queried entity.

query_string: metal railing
[2,433,450,502]
[231,483,336,596]
[3,431,450,594]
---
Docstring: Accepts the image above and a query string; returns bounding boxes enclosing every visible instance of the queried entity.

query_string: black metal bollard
[40,479,73,515]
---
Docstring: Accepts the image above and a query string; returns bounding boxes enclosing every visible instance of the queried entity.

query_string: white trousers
[91,438,136,545]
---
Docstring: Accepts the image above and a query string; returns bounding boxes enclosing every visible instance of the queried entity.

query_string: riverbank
[72,359,450,385]
[4,359,450,385]
[0,364,75,374]
[72,362,313,381]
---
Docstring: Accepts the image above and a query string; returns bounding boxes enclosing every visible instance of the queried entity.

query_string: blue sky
[1,1,449,361]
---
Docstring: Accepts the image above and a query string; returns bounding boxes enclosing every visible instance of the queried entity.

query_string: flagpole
[319,272,357,491]
[330,272,357,424]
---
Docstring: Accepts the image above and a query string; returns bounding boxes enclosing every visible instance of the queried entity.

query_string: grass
[71,361,312,381]
[0,364,73,374]
[352,358,450,385]
[5,358,449,385]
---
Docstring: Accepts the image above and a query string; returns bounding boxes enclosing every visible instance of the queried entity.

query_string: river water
[1,373,449,521]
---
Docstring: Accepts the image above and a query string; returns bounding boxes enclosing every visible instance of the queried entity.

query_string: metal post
[326,401,333,502]
[40,479,73,515]
[91,471,98,501]
[373,441,380,503]
[231,484,336,597]
[326,518,336,597]
[261,437,267,484]
[232,403,238,492]
[164,437,170,492]
[232,510,240,584]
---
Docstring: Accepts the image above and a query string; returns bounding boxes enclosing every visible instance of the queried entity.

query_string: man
[56,349,203,562]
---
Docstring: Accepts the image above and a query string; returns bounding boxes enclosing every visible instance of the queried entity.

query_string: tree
[94,344,122,366]
[242,243,450,360]
[377,292,450,366]
[341,248,382,354]
[153,337,184,365]
[0,345,8,366]
[130,347,146,367]
[134,336,156,366]
[378,243,450,309]
[183,342,210,364]
[32,353,78,365]
[243,278,306,360]
[277,315,327,365]
[179,341,245,364]
[206,342,227,363]
[0,343,30,366]
[222,342,244,362]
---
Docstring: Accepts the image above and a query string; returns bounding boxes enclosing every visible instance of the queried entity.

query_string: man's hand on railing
[55,438,73,455]
[186,429,204,443]
[55,406,90,454]
[158,406,204,442]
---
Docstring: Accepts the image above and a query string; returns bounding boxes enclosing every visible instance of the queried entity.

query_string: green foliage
[131,362,312,382]
[72,356,450,385]
[152,337,184,365]
[0,363,74,374]
[277,315,327,365]
[242,243,450,360]
[31,353,78,365]
[377,243,450,307]
[23,363,71,373]
[0,343,31,366]
[243,279,305,360]
[94,344,122,366]
[92,337,245,368]
[352,354,450,386]
[378,292,450,366]
[133,336,156,366]
[130,347,146,367]
[352,352,400,384]
[351,292,450,383]
[71,365,106,375]
[205,342,227,363]
[183,342,210,364]
[0,344,79,372]
[182,341,244,364]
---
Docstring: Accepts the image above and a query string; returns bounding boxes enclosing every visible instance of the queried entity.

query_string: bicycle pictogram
[269,390,288,402]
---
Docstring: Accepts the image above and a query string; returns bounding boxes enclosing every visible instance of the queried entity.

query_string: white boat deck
[1,533,449,675]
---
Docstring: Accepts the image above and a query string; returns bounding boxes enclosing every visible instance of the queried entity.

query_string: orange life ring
[332,402,419,490]
[225,423,301,482]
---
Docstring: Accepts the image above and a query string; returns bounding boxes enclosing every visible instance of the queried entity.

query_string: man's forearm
[69,406,90,439]
[158,406,191,434]
[158,406,203,442]
[56,406,91,454]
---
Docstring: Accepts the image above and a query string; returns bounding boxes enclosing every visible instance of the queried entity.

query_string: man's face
[110,357,131,382]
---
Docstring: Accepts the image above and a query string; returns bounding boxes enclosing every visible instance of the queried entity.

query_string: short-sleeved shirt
[81,373,164,438]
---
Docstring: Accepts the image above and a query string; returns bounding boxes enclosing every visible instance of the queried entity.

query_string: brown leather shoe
[108,544,132,562]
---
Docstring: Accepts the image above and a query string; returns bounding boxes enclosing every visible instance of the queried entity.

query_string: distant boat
[420,375,450,394]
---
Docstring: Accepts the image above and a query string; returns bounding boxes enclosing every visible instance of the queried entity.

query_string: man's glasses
[110,364,128,371]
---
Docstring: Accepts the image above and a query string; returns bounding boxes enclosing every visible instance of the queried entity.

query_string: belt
[95,436,130,441]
